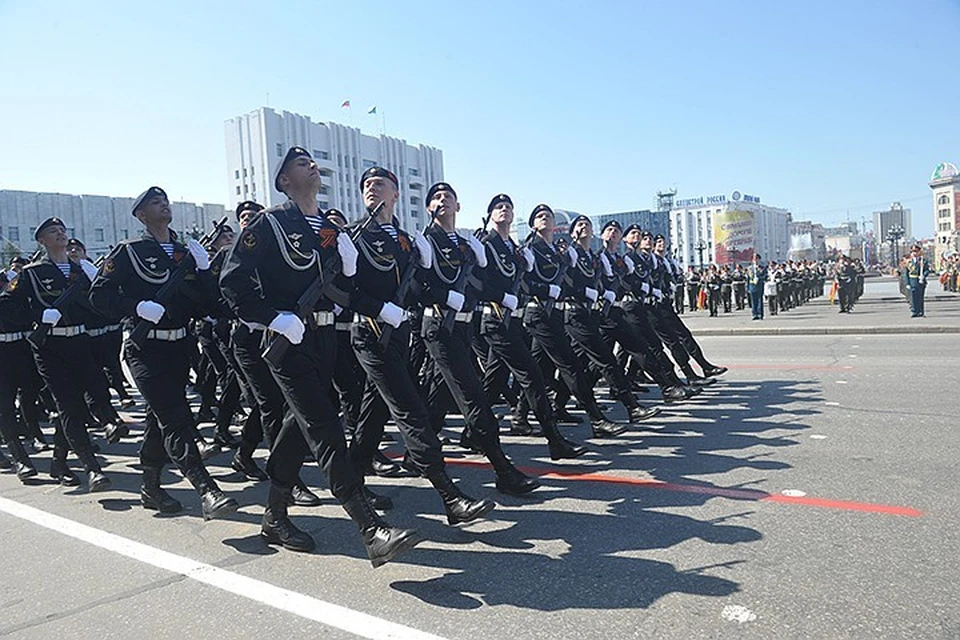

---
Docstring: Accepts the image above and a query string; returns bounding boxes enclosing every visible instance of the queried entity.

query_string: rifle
[26,276,87,348]
[377,205,440,346]
[541,234,575,316]
[261,203,383,367]
[128,216,229,350]
[440,236,479,334]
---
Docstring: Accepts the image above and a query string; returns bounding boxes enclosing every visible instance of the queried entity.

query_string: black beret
[359,166,399,191]
[10,256,26,266]
[67,238,85,250]
[324,208,347,225]
[640,229,653,239]
[34,217,66,240]
[528,203,554,227]
[274,147,312,193]
[600,219,622,234]
[654,233,665,242]
[426,182,457,205]
[213,224,235,239]
[487,193,513,213]
[569,215,592,231]
[235,200,264,221]
[132,186,167,216]
[623,223,643,236]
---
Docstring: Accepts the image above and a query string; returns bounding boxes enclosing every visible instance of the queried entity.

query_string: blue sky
[1,0,957,237]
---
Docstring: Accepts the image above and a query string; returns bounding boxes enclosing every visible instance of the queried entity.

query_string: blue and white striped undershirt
[381,223,398,241]
[159,243,175,258]
[304,215,325,236]
[54,263,71,277]
[447,231,459,245]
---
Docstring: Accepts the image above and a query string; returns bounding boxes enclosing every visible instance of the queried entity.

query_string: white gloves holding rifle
[269,312,305,345]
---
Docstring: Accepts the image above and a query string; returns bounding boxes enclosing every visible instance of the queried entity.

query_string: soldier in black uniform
[342,167,497,523]
[90,188,237,519]
[685,266,701,311]
[520,204,631,435]
[720,266,733,313]
[5,218,112,491]
[221,148,422,565]
[835,255,856,313]
[475,193,587,457]
[732,265,747,310]
[414,182,539,495]
[0,269,40,480]
[704,265,721,317]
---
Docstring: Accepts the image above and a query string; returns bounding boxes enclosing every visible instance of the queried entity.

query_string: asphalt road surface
[1,323,958,638]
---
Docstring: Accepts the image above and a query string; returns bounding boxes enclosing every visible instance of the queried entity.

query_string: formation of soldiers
[682,260,829,318]
[939,254,959,293]
[0,148,731,568]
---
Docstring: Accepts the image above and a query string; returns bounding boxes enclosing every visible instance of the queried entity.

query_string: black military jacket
[417,224,483,312]
[349,216,417,318]
[521,235,566,301]
[599,249,630,300]
[220,200,349,328]
[4,257,101,328]
[564,242,601,304]
[89,231,212,331]
[624,247,655,301]
[480,231,524,305]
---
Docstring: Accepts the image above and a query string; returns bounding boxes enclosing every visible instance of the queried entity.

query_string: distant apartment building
[224,107,444,233]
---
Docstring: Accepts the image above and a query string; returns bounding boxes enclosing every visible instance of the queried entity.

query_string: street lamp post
[887,224,905,270]
[694,239,707,268]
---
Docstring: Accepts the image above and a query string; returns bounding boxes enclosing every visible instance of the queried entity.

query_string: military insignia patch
[318,227,337,249]
[103,259,115,274]
[398,235,411,252]
[173,250,186,264]
[241,231,258,250]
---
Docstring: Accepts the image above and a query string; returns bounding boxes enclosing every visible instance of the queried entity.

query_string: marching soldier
[220,148,422,565]
[0,270,40,480]
[90,188,238,518]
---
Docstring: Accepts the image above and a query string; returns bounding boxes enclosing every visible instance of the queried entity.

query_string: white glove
[566,244,578,267]
[268,312,305,345]
[599,253,613,277]
[461,232,487,268]
[653,288,663,300]
[521,247,535,272]
[603,290,616,304]
[377,301,407,328]
[623,255,635,274]
[446,290,465,311]
[413,232,432,269]
[584,287,599,302]
[501,293,518,311]
[333,303,343,315]
[5,269,16,281]
[79,259,98,281]
[641,282,651,295]
[336,233,358,277]
[41,308,62,326]
[136,300,165,324]
[186,238,210,271]
[548,284,561,299]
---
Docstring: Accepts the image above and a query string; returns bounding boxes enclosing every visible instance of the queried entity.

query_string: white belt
[87,324,121,337]
[335,321,352,331]
[146,327,188,341]
[481,305,523,319]
[309,311,335,327]
[423,307,473,323]
[352,313,408,328]
[49,325,87,338]
[0,332,23,342]
[556,301,586,311]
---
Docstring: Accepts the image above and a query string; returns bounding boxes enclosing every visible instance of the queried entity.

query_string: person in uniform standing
[903,244,932,317]
[90,188,238,518]
[747,254,767,320]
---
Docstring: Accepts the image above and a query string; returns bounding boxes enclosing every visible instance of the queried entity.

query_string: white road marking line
[0,496,446,640]
[809,435,828,439]
[848,355,858,358]
[824,401,840,406]
[835,380,848,385]
[720,604,757,623]
[781,489,806,497]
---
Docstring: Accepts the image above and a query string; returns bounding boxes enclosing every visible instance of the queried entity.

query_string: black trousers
[422,313,501,447]
[333,327,364,438]
[263,325,360,500]
[686,285,699,311]
[125,336,204,470]
[480,308,558,430]
[561,305,637,409]
[619,301,681,387]
[721,286,732,313]
[0,339,40,460]
[91,329,130,400]
[707,287,720,316]
[524,304,604,422]
[648,303,693,369]
[349,320,444,475]
[734,284,747,310]
[232,324,282,450]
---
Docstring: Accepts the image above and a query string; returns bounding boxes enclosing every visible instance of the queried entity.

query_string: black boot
[628,405,662,423]
[212,426,240,449]
[486,447,539,496]
[552,408,581,425]
[700,363,728,377]
[509,413,536,436]
[289,480,323,507]
[591,418,627,438]
[50,444,81,486]
[185,465,238,521]
[363,484,394,511]
[104,422,130,444]
[261,484,316,552]
[426,468,495,525]
[341,488,424,568]
[231,449,268,481]
[16,461,38,482]
[77,449,111,493]
[541,422,587,460]
[0,449,10,470]
[458,428,484,454]
[141,466,183,513]
[196,438,221,461]
[680,363,716,387]
[369,450,409,478]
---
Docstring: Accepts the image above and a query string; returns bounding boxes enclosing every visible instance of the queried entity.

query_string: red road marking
[726,364,855,371]
[437,457,922,518]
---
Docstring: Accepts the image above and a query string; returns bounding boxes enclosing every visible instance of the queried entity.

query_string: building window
[7,227,19,242]
[121,229,129,240]
[67,228,75,237]
[250,166,254,175]
[234,170,240,179]
[320,186,329,195]
[313,150,329,160]
[236,186,241,195]
[939,195,949,205]
[409,168,419,177]
[939,208,951,219]
[410,196,421,205]
[243,168,247,177]
[94,228,105,242]
[276,143,283,157]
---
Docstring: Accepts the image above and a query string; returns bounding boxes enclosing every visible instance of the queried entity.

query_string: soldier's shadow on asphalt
[376,377,819,610]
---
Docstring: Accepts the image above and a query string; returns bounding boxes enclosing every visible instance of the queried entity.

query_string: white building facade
[0,189,224,261]
[669,191,790,268]
[929,162,960,266]
[224,107,444,233]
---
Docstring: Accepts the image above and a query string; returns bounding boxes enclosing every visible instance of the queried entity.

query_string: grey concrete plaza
[0,281,957,639]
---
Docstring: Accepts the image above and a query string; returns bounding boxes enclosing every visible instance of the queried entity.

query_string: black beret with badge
[426,182,457,205]
[67,238,85,250]
[569,214,592,232]
[487,193,513,213]
[601,219,622,234]
[235,200,264,221]
[528,203,554,227]
[131,186,167,216]
[359,166,399,191]
[274,147,312,193]
[34,217,66,240]
[623,223,643,236]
